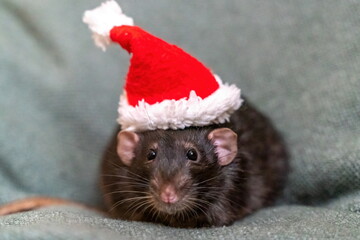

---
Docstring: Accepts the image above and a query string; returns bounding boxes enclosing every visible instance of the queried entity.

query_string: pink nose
[160,185,178,204]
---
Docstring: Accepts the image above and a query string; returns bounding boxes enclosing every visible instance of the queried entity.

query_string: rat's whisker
[194,174,221,186]
[126,170,149,183]
[110,196,152,212]
[128,199,152,219]
[102,181,149,188]
[104,190,150,196]
[101,174,149,185]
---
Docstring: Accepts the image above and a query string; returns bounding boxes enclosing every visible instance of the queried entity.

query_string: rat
[100,100,289,228]
[0,100,288,228]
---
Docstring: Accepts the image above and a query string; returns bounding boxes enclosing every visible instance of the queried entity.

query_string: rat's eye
[147,149,157,161]
[186,149,198,161]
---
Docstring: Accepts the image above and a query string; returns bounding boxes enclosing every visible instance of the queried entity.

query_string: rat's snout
[160,184,178,204]
[150,171,192,213]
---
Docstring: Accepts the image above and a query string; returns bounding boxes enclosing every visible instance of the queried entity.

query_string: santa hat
[83,0,242,132]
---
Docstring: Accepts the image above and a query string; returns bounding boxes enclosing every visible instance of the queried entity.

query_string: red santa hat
[83,0,242,132]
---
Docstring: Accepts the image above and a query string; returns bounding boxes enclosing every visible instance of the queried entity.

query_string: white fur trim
[117,75,243,132]
[83,0,134,51]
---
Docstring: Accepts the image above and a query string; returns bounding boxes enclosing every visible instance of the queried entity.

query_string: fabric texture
[1,0,359,239]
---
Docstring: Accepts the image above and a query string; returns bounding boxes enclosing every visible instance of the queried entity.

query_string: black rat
[101,100,289,228]
[83,1,288,228]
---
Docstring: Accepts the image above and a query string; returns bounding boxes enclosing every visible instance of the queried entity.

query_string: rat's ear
[117,131,140,166]
[208,128,238,166]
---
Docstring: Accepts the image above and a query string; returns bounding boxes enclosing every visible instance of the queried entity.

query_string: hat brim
[117,75,242,132]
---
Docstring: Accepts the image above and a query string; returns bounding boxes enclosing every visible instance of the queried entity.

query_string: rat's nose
[160,185,178,204]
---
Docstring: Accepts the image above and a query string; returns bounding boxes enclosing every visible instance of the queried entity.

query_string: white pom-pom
[83,0,134,51]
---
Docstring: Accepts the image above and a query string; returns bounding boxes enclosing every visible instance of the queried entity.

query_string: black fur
[101,100,289,228]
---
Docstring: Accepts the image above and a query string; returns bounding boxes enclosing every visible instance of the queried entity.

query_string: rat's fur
[101,101,289,228]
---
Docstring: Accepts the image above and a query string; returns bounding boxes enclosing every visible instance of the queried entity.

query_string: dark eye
[147,149,157,161]
[186,149,198,161]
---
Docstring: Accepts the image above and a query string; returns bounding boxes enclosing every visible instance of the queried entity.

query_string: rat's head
[115,127,238,218]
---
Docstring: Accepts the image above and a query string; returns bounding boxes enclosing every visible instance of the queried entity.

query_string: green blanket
[1,0,359,239]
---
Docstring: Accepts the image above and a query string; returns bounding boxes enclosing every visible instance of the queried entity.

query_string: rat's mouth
[149,180,194,215]
[155,201,188,215]
[151,194,190,215]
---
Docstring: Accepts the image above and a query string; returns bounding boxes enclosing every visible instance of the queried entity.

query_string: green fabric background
[1,0,359,239]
